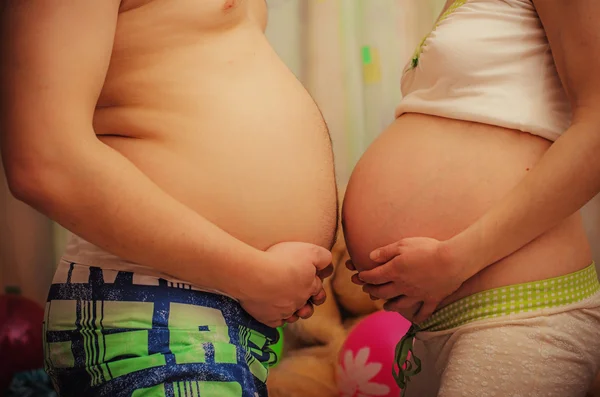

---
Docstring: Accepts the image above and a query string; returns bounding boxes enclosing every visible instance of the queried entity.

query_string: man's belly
[93,33,338,251]
[98,134,337,250]
[343,113,591,305]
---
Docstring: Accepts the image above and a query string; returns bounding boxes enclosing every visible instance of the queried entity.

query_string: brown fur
[589,372,600,397]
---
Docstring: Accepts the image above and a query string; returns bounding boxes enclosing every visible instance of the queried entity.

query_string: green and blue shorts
[43,261,279,397]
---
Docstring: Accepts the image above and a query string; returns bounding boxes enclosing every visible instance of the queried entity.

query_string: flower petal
[336,365,356,397]
[356,362,382,383]
[355,347,371,369]
[360,381,391,396]
[337,364,357,396]
[344,350,355,373]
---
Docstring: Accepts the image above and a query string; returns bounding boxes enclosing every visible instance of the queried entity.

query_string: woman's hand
[348,237,468,323]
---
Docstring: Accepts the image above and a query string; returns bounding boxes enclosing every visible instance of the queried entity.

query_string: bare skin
[0,0,338,327]
[343,115,591,318]
[343,0,600,323]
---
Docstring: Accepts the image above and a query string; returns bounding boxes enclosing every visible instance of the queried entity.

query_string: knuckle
[312,293,326,303]
[312,282,323,295]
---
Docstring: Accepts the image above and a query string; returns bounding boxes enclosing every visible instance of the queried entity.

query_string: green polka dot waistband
[419,263,600,332]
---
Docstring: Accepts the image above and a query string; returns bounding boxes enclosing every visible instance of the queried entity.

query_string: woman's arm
[0,1,330,326]
[448,0,600,279]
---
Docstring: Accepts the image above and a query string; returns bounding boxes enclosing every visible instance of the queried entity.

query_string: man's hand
[239,241,333,328]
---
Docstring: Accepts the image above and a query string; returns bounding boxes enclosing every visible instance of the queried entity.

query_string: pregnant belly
[343,114,591,302]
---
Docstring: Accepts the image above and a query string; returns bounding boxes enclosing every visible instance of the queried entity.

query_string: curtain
[266,0,444,184]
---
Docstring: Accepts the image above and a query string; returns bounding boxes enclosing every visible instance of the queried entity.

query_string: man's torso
[93,0,338,251]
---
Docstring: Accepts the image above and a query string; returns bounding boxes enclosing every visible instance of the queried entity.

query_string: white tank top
[396,0,571,141]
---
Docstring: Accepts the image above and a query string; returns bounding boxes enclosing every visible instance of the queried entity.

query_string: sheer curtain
[266,0,443,184]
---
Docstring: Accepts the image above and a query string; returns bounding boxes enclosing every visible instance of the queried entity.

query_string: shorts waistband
[393,262,600,396]
[45,261,280,394]
[420,262,599,332]
[60,233,234,299]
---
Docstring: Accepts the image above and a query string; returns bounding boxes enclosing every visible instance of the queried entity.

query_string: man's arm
[0,1,265,299]
[447,0,600,278]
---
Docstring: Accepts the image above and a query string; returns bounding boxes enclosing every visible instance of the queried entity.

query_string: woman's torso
[344,114,591,306]
[89,0,338,255]
[343,0,591,307]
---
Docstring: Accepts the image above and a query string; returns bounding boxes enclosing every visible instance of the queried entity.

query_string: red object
[337,311,412,397]
[0,294,45,392]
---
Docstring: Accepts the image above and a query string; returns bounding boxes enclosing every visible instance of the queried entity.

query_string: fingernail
[370,250,380,260]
